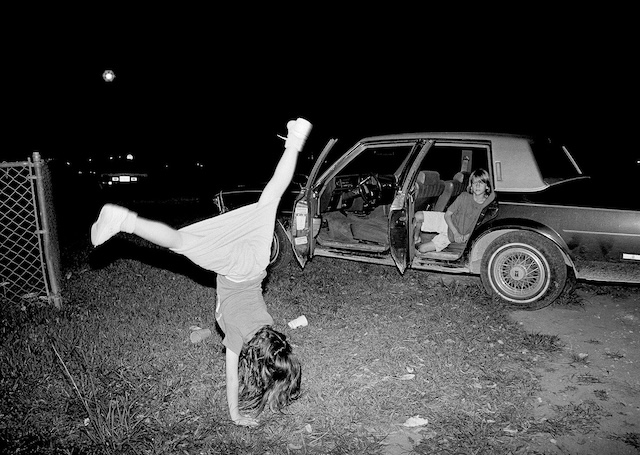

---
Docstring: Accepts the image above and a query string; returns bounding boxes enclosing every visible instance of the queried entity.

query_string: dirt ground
[380,285,640,455]
[510,288,640,454]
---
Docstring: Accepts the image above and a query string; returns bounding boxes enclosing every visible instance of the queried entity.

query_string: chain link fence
[1,152,62,308]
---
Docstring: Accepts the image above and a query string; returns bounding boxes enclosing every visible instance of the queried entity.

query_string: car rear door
[291,139,338,268]
[389,139,434,273]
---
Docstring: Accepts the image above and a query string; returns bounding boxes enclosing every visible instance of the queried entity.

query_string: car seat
[414,170,445,212]
[433,172,467,212]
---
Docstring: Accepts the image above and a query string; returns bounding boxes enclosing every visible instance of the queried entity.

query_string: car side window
[418,144,490,181]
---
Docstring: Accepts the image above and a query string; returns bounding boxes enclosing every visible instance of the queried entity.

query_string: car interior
[312,142,496,261]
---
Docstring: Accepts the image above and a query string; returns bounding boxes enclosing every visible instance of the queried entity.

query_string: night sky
[5,12,638,193]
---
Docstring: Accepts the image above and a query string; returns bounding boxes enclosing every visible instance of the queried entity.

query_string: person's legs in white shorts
[417,211,451,253]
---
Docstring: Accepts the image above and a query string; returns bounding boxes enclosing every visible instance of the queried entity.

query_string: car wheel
[480,231,567,310]
[268,221,293,271]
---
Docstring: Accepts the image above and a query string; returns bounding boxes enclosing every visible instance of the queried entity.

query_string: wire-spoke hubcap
[493,246,548,302]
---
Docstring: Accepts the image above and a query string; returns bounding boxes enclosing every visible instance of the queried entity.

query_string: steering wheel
[357,174,382,206]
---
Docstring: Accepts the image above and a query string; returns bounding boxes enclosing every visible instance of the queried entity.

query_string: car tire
[268,221,293,271]
[480,231,567,310]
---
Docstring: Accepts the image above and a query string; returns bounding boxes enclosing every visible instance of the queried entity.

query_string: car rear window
[530,137,582,182]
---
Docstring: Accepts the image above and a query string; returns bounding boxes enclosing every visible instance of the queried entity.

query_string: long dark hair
[238,326,302,414]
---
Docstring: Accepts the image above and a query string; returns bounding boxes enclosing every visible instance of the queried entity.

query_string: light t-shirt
[170,199,279,281]
[447,192,495,241]
[169,198,281,353]
[215,272,273,355]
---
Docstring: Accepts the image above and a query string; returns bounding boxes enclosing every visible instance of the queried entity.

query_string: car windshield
[336,144,414,178]
[530,137,583,183]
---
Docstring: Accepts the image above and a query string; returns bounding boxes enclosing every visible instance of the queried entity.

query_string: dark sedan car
[217,133,640,310]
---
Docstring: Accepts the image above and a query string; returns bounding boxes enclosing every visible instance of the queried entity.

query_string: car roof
[359,132,533,143]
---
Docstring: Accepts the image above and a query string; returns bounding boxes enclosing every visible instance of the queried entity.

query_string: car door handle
[495,161,503,181]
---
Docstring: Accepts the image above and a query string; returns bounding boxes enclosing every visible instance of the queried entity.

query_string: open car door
[291,139,338,268]
[389,139,434,274]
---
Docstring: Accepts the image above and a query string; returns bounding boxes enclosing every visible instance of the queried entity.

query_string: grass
[528,401,604,437]
[0,198,634,454]
[603,351,625,360]
[609,432,640,450]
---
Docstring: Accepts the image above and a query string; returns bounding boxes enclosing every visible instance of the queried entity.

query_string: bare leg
[91,204,194,249]
[418,241,437,253]
[259,118,312,208]
[413,211,424,244]
[258,146,299,207]
[132,217,189,249]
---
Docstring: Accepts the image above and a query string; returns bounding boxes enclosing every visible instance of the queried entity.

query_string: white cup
[288,315,308,329]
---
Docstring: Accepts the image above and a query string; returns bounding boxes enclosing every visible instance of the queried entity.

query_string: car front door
[389,139,434,273]
[290,139,338,268]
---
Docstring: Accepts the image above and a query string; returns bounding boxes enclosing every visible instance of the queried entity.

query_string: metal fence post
[33,152,63,308]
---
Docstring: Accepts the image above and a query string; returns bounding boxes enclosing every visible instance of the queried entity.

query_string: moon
[102,70,116,82]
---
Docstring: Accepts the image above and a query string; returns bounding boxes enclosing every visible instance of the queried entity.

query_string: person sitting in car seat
[414,168,494,253]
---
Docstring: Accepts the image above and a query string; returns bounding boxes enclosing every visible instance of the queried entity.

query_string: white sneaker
[285,118,313,152]
[90,204,129,246]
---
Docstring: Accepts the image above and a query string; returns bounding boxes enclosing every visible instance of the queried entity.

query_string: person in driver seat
[414,168,494,253]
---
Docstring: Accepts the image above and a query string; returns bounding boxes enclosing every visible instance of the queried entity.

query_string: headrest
[453,172,465,183]
[417,170,441,185]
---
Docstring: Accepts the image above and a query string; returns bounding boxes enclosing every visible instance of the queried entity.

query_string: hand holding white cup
[288,315,308,329]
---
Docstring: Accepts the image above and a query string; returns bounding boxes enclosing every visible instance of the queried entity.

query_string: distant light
[103,70,116,82]
[126,154,134,160]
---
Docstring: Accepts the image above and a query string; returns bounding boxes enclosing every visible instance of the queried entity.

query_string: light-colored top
[447,192,496,241]
[170,198,279,281]
[169,198,281,354]
[215,272,273,355]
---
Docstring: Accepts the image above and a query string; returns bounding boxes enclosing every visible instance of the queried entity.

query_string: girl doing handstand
[90,118,312,426]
